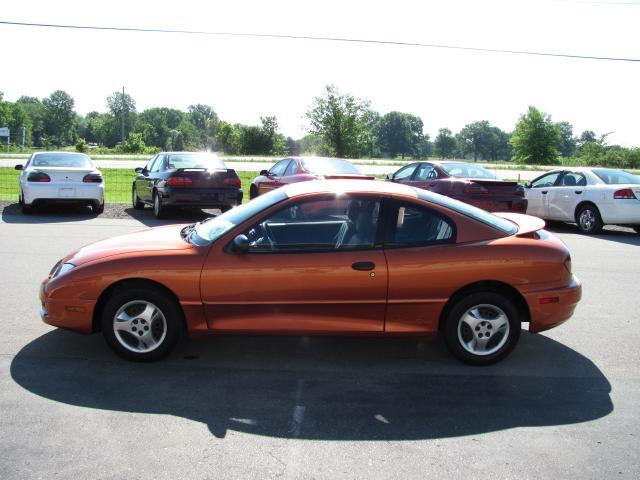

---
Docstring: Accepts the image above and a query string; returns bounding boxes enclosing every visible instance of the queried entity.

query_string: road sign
[0,127,9,137]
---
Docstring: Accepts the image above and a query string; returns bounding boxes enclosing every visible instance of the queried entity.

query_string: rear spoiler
[173,168,235,175]
[493,212,546,237]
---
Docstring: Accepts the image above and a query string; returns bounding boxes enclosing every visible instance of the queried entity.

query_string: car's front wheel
[101,286,182,361]
[576,204,603,234]
[443,292,521,365]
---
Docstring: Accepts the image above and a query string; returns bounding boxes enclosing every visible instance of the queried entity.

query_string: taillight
[83,173,103,183]
[27,172,51,182]
[224,176,241,188]
[166,176,193,186]
[463,183,488,195]
[613,188,636,199]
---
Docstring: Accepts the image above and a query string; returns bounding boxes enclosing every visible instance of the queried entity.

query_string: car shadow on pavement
[545,222,640,246]
[11,330,613,441]
[0,202,103,224]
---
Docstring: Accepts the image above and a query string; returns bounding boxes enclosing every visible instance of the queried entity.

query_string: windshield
[593,169,640,185]
[194,189,288,243]
[440,163,498,179]
[301,157,363,175]
[415,188,518,235]
[30,153,93,168]
[167,153,226,170]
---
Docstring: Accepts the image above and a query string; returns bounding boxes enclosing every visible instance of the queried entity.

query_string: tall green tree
[42,90,76,145]
[187,104,218,149]
[510,106,560,165]
[376,111,424,158]
[17,96,44,146]
[555,121,576,158]
[456,120,496,161]
[433,128,457,158]
[306,85,372,158]
[106,90,137,145]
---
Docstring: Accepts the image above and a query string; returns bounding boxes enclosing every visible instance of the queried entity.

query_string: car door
[382,199,457,333]
[136,155,160,202]
[525,171,563,219]
[406,163,440,191]
[257,159,291,195]
[547,171,588,221]
[200,195,388,333]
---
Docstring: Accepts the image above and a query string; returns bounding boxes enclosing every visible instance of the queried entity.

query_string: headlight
[51,262,76,278]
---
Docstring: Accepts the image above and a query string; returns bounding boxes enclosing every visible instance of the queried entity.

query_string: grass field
[0,167,259,204]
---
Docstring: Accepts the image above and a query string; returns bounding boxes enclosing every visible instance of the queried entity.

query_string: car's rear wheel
[101,286,182,361]
[132,186,144,210]
[92,201,104,214]
[443,292,521,365]
[19,192,33,214]
[153,192,166,219]
[576,204,603,234]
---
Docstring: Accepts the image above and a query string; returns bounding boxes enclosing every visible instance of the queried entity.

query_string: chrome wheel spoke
[461,308,483,330]
[112,300,167,354]
[114,311,135,334]
[457,303,511,357]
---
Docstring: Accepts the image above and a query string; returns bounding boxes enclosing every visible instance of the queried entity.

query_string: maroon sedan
[388,161,527,213]
[250,156,373,199]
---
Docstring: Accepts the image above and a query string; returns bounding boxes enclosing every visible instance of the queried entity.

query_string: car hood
[65,224,193,266]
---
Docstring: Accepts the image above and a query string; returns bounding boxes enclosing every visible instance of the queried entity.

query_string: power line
[1,19,639,63]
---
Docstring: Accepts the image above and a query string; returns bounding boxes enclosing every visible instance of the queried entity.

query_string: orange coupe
[40,180,581,365]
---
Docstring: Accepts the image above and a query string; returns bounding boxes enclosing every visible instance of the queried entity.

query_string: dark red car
[250,156,373,199]
[387,161,527,213]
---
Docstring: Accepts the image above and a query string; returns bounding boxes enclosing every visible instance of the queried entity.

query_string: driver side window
[242,197,381,253]
[531,172,561,188]
[270,159,291,177]
[393,164,418,181]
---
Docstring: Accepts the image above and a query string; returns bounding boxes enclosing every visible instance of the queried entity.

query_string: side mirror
[524,182,531,189]
[385,173,393,181]
[231,234,250,254]
[14,164,23,171]
[135,167,144,174]
[260,169,269,176]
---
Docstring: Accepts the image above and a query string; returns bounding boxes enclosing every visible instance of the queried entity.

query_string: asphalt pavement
[0,207,638,479]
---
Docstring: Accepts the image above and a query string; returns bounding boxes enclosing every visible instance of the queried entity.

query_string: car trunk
[170,168,239,188]
[320,174,375,180]
[468,179,522,196]
[35,167,96,183]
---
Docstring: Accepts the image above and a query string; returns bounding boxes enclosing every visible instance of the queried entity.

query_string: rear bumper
[452,196,528,213]
[524,275,582,333]
[23,183,104,205]
[159,187,243,208]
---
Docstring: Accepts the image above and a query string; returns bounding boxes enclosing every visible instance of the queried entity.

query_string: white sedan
[525,167,640,234]
[15,152,105,214]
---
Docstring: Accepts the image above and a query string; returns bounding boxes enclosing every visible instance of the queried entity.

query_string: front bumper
[524,275,582,333]
[39,279,94,333]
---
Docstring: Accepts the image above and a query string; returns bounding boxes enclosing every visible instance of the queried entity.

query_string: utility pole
[21,126,26,151]
[121,86,126,149]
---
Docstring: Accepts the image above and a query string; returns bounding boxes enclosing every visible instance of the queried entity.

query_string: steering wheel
[246,222,275,251]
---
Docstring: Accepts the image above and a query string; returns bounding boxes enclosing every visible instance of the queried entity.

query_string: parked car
[525,167,640,234]
[131,152,242,218]
[40,180,581,365]
[15,152,104,214]
[249,156,373,199]
[387,161,527,213]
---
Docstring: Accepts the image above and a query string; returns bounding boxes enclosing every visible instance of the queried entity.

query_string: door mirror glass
[524,182,531,188]
[134,167,144,173]
[14,164,23,171]
[231,234,250,254]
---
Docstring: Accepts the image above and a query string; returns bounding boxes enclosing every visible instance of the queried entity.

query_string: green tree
[456,121,495,161]
[17,96,44,146]
[555,121,576,158]
[376,111,424,158]
[106,90,137,145]
[187,104,218,149]
[215,121,241,154]
[510,106,560,165]
[124,132,147,153]
[42,90,76,145]
[306,85,372,158]
[433,128,457,158]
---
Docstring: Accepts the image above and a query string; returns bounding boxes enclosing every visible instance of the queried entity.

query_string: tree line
[0,87,638,169]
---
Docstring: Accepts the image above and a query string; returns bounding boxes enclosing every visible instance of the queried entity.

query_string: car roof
[280,179,419,199]
[160,151,220,155]
[32,151,89,156]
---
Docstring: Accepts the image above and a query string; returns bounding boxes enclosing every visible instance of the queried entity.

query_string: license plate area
[59,188,75,198]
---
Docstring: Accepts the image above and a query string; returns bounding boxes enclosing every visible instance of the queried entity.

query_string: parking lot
[1,205,639,479]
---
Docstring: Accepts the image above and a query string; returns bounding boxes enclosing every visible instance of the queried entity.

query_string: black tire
[19,192,33,214]
[132,185,144,210]
[219,205,232,214]
[152,191,166,219]
[443,291,521,365]
[576,204,603,234]
[249,184,258,200]
[92,201,105,214]
[101,286,183,361]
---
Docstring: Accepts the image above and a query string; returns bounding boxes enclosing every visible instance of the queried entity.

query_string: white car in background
[15,152,105,214]
[525,167,640,234]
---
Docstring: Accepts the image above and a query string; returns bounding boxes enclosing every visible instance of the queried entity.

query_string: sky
[1,0,639,146]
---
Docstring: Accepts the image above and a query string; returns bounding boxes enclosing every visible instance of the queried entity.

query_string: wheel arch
[92,278,186,333]
[438,280,531,331]
[574,201,600,222]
